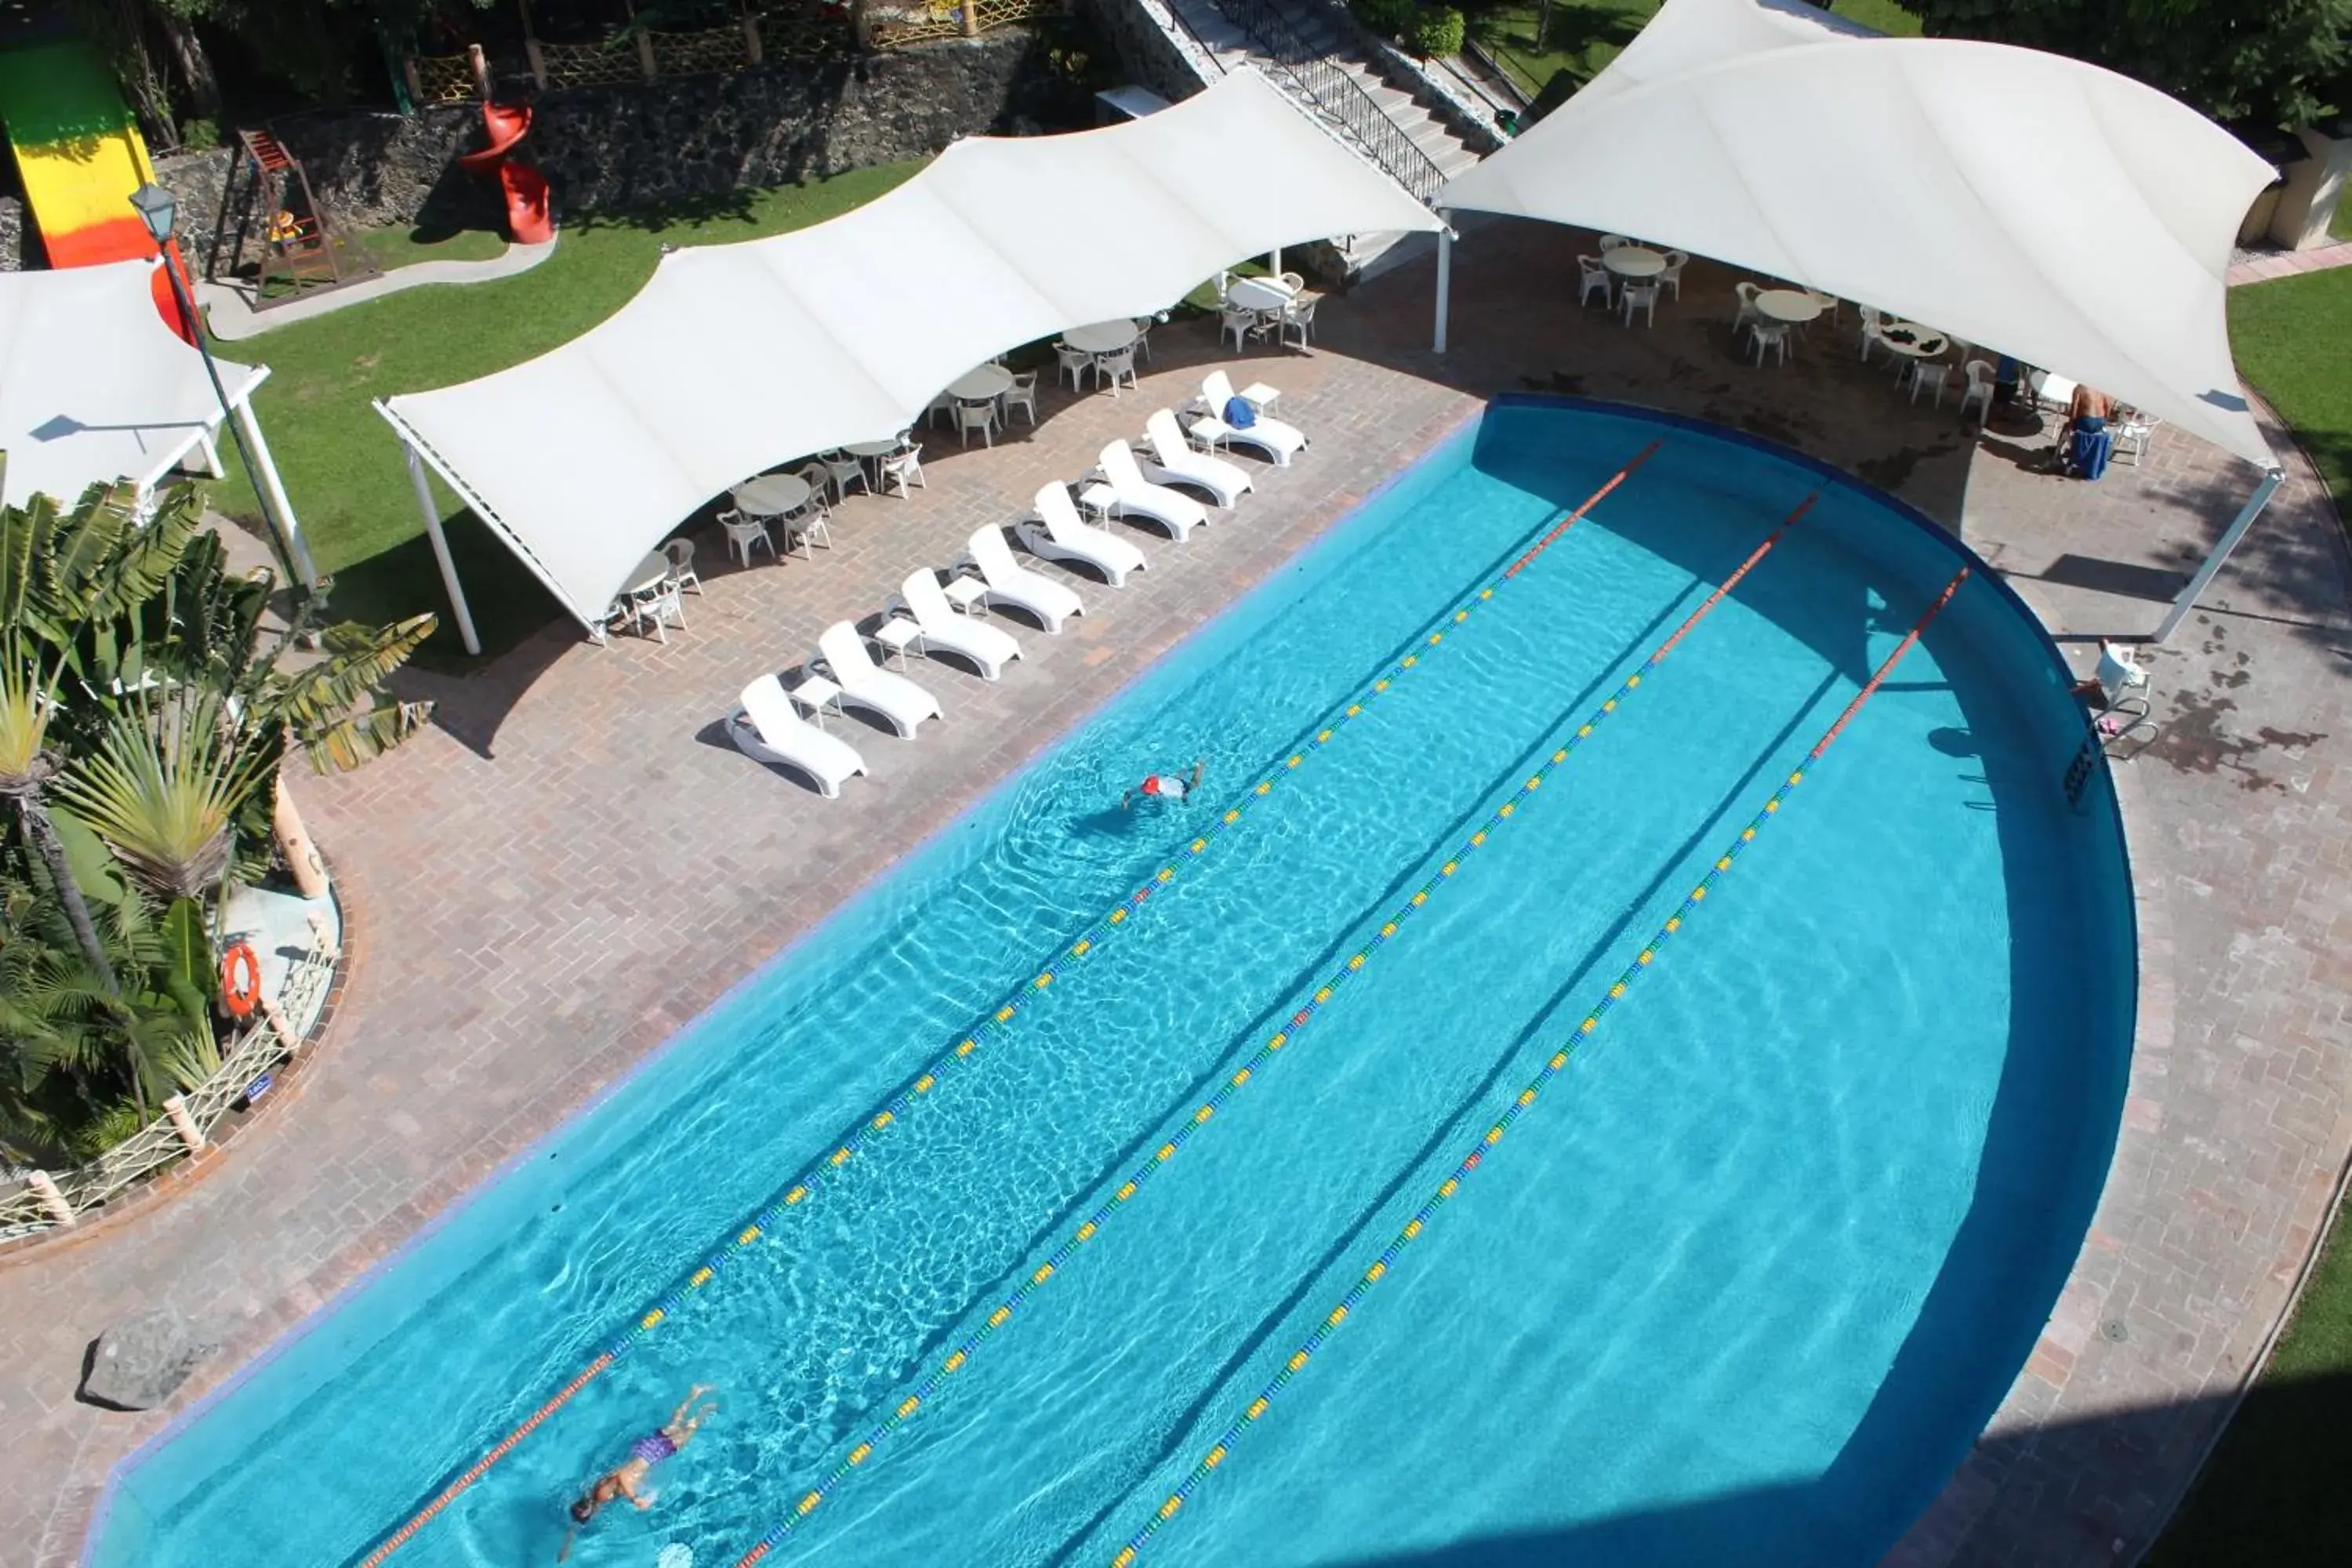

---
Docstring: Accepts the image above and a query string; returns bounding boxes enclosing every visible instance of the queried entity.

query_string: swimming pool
[91,398,2135,1568]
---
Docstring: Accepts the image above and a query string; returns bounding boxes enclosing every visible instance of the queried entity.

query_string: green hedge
[1406,4,1465,55]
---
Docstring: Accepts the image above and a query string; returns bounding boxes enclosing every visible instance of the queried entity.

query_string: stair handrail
[1199,0,1450,204]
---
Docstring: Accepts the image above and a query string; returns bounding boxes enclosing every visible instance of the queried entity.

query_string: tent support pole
[1269,246,1281,277]
[406,443,482,655]
[2151,467,2284,644]
[1433,216,1453,354]
[230,399,318,588]
[197,430,224,477]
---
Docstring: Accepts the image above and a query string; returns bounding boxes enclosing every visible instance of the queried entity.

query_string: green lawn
[206,162,925,660]
[2229,266,2352,506]
[2146,267,2352,1565]
[1479,0,1917,107]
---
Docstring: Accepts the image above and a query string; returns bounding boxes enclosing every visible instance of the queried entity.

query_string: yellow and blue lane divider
[1104,565,1971,1567]
[353,445,1664,1568]
[724,489,1818,1568]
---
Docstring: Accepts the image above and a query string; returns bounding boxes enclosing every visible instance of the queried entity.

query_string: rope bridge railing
[0,922,339,1242]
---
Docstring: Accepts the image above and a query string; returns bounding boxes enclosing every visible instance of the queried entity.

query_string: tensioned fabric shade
[0,258,267,509]
[1440,0,2276,470]
[378,68,1443,632]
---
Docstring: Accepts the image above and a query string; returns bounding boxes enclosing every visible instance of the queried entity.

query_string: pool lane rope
[350,445,1663,1568]
[1103,564,1973,1568]
[723,492,1818,1568]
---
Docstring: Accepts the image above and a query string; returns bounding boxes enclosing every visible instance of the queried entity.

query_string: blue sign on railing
[244,1071,275,1104]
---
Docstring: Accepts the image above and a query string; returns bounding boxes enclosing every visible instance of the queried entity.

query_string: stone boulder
[80,1307,216,1410]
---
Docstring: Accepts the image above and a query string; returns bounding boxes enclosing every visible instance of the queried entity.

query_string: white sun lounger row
[730,369,1309,799]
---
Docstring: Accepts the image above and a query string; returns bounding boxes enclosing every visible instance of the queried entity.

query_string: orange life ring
[221,942,263,1019]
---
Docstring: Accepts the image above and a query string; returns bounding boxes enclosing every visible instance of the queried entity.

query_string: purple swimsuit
[630,1431,679,1466]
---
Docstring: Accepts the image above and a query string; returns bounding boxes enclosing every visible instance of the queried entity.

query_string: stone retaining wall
[143,31,1084,275]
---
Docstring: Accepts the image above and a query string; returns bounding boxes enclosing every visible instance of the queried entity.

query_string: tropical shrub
[0,468,433,1162]
[1406,5,1466,57]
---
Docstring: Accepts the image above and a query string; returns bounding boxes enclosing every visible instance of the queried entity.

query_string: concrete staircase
[1158,0,1483,276]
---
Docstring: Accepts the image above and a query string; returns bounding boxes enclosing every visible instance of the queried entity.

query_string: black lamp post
[128,182,318,596]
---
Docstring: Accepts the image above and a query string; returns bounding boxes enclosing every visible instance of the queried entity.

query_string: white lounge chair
[1017,484,1146,587]
[1141,410,1251,508]
[1188,371,1307,466]
[896,569,1023,680]
[727,675,867,797]
[1094,441,1208,541]
[964,525,1083,633]
[815,622,942,738]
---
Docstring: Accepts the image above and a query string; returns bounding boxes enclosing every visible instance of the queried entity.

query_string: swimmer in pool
[558,1385,717,1560]
[1123,758,1205,810]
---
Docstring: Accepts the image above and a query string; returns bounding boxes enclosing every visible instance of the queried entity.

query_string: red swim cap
[1140,775,1163,796]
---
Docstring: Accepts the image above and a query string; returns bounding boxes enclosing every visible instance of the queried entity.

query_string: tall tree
[1913,0,2352,130]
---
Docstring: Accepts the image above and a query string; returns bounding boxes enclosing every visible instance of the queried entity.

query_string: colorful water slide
[0,37,188,333]
[458,102,554,245]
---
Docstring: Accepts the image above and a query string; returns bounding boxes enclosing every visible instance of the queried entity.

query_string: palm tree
[56,692,267,902]
[0,652,121,993]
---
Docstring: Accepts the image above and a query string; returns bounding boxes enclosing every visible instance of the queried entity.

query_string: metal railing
[0,925,339,1242]
[1202,0,1449,203]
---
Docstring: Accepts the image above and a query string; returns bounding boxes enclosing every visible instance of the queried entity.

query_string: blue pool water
[94,400,2134,1568]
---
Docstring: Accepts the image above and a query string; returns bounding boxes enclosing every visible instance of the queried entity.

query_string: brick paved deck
[5,216,2346,1568]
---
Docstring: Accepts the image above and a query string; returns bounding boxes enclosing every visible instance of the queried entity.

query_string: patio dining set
[1576,235,1693,328]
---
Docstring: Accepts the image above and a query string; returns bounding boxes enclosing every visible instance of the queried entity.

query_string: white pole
[196,429,224,477]
[230,399,319,588]
[405,443,483,655]
[1269,246,1282,278]
[2151,468,2284,644]
[1433,219,1454,354]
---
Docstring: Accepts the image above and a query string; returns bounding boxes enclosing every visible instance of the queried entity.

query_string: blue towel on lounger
[2069,426,2112,481]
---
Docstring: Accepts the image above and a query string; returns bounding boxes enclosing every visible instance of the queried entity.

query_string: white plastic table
[942,575,990,617]
[1878,321,1950,361]
[873,618,926,669]
[733,473,811,518]
[2030,371,2078,410]
[947,364,1014,402]
[1602,246,1666,281]
[1755,289,1823,325]
[1063,319,1140,354]
[619,551,670,594]
[1225,277,1295,311]
[789,673,844,728]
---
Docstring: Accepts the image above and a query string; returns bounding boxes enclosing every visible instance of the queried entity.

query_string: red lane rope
[1503,441,1661,578]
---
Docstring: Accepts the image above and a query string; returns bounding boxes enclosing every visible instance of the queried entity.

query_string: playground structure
[459,102,554,245]
[0,35,190,336]
[209,128,376,307]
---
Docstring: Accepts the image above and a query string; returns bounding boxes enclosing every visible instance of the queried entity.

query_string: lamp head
[128,183,177,247]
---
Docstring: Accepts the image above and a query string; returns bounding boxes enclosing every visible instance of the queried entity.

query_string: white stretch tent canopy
[379,68,1442,640]
[0,259,267,506]
[1439,0,2278,472]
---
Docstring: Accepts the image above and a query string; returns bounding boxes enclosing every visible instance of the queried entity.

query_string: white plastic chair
[1907,361,1954,408]
[1278,270,1305,293]
[1131,318,1155,362]
[1620,281,1660,328]
[1096,347,1140,397]
[1857,307,1888,362]
[783,465,835,555]
[925,390,956,430]
[956,398,999,448]
[1055,342,1093,394]
[1577,255,1611,308]
[1279,296,1317,349]
[818,449,869,503]
[632,577,685,642]
[2112,411,2160,464]
[1957,360,1995,425]
[1004,371,1039,426]
[1733,281,1762,339]
[1749,323,1790,367]
[1657,251,1688,301]
[1598,233,1629,252]
[882,441,926,498]
[718,506,775,568]
[662,537,701,595]
[1219,303,1260,354]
